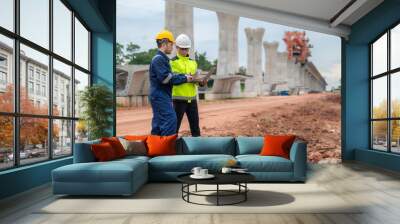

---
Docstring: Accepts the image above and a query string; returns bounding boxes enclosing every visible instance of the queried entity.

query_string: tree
[0,85,59,150]
[195,52,213,71]
[124,42,157,65]
[238,66,247,75]
[116,42,125,65]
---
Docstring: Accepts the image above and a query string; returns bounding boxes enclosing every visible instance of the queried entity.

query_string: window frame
[370,21,400,154]
[0,0,92,171]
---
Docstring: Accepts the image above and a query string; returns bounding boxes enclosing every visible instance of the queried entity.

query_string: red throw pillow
[91,142,117,162]
[101,137,127,158]
[260,135,296,159]
[146,135,177,157]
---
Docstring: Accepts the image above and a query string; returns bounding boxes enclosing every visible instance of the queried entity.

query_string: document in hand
[192,66,216,83]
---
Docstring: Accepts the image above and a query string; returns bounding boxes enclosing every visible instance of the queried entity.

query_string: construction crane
[283,31,312,65]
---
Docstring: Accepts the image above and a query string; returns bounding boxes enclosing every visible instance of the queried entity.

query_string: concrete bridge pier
[215,12,241,98]
[244,27,265,96]
[165,0,194,58]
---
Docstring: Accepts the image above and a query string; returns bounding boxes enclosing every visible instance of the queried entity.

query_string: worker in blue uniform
[149,30,194,136]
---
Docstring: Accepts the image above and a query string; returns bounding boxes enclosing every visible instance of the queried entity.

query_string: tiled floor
[1,162,400,224]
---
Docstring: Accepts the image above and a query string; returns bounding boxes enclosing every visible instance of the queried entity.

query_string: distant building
[116,64,150,107]
[263,41,327,95]
[0,41,76,147]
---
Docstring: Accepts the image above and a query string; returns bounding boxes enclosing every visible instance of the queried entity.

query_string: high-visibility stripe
[162,73,173,84]
[172,95,197,101]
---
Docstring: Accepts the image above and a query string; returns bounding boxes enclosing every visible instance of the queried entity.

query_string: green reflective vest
[170,54,198,102]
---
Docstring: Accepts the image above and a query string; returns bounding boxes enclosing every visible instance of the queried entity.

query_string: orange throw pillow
[260,135,296,159]
[91,142,117,162]
[101,137,127,158]
[146,135,177,157]
[125,135,148,141]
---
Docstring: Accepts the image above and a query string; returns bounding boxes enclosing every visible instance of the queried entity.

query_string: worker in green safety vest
[170,34,205,136]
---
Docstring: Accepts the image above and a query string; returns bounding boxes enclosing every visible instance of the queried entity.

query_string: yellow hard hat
[155,30,175,42]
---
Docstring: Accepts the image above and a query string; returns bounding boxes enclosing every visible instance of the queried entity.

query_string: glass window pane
[0,116,14,170]
[391,24,400,70]
[0,35,14,112]
[0,0,14,31]
[53,0,72,60]
[20,44,49,115]
[372,33,387,76]
[53,59,72,117]
[20,0,49,49]
[391,120,400,153]
[74,69,89,118]
[372,76,387,119]
[20,117,49,165]
[391,72,400,118]
[372,121,388,151]
[53,119,72,157]
[75,18,89,70]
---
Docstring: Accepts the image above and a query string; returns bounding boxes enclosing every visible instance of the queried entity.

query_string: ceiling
[171,0,384,38]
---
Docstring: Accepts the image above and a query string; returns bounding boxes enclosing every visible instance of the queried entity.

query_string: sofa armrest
[73,140,100,163]
[289,140,307,181]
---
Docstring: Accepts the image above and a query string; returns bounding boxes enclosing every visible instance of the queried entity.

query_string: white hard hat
[175,34,192,48]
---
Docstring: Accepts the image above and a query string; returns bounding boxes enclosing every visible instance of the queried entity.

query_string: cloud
[320,63,341,89]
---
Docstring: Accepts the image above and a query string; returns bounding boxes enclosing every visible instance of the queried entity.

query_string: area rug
[37,183,362,214]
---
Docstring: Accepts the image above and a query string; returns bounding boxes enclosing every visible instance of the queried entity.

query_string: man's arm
[153,56,188,85]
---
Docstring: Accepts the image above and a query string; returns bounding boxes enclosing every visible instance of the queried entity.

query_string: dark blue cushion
[236,136,264,155]
[180,137,236,155]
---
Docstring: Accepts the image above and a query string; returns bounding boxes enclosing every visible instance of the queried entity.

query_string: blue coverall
[149,50,187,136]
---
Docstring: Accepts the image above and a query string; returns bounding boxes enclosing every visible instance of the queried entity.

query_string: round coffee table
[177,173,255,206]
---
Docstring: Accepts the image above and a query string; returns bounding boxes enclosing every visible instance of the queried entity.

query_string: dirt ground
[117,93,341,164]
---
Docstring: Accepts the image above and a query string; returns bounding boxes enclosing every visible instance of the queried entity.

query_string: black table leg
[216,184,219,206]
[195,184,198,192]
[245,183,247,201]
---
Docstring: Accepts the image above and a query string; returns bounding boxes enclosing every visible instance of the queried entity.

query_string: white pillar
[165,0,194,58]
[216,12,240,96]
[263,41,279,91]
[244,27,265,96]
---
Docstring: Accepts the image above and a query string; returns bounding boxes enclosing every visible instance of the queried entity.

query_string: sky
[0,0,89,72]
[117,0,342,89]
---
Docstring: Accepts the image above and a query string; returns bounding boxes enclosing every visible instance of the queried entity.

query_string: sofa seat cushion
[53,159,147,183]
[236,155,293,172]
[149,154,235,172]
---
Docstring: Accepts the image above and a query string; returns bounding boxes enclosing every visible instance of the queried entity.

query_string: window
[0,55,7,67]
[0,1,91,170]
[0,0,14,31]
[28,67,34,80]
[0,71,6,85]
[370,23,400,154]
[0,35,14,113]
[0,116,14,170]
[75,18,90,70]
[42,85,46,97]
[28,81,34,94]
[20,0,49,48]
[53,0,72,60]
[53,59,72,117]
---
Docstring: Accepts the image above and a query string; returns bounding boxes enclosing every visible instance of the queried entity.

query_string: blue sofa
[52,137,307,196]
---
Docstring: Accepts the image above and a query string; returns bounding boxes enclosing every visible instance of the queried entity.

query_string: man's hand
[185,75,194,83]
[199,79,208,86]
